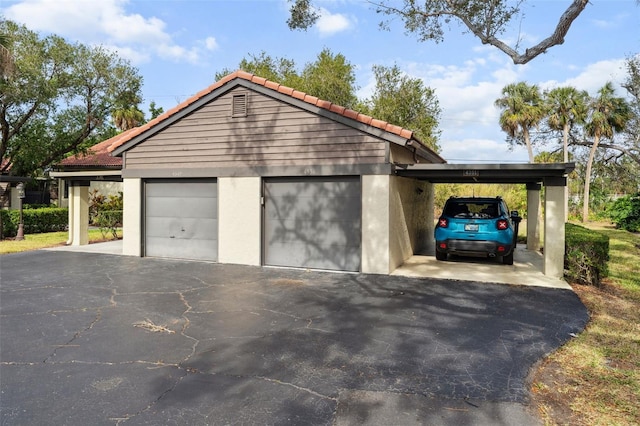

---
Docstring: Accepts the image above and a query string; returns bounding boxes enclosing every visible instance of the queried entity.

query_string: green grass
[532,222,640,425]
[0,229,122,255]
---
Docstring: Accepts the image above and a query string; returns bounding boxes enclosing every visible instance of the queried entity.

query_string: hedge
[606,193,640,232]
[0,208,68,238]
[565,223,609,286]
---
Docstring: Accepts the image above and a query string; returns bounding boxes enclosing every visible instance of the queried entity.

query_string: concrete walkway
[47,241,571,289]
[44,239,123,255]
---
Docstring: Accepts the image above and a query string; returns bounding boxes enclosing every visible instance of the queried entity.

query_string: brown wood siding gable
[124,88,388,169]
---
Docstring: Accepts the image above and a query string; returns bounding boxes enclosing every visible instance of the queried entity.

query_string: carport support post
[526,183,541,252]
[70,181,89,246]
[544,181,566,278]
[122,178,142,256]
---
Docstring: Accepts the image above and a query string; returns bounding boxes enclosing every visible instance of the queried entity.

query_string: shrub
[94,210,122,239]
[565,223,609,286]
[0,210,17,238]
[0,208,68,238]
[90,190,123,239]
[606,193,640,232]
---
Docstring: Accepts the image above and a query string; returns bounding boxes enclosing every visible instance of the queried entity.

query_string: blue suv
[435,197,521,265]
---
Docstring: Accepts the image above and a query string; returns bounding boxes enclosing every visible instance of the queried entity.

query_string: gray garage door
[145,180,218,261]
[264,177,361,272]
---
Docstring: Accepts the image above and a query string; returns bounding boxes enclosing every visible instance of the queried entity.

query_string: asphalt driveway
[0,251,588,425]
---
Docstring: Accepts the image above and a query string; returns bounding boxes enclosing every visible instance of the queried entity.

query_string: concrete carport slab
[393,246,572,289]
[396,163,575,280]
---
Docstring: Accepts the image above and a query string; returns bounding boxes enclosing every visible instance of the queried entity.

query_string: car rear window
[444,201,500,219]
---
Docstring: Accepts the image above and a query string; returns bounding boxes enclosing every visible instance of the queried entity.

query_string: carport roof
[396,162,575,185]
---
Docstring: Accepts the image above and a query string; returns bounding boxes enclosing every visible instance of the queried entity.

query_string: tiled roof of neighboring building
[57,129,136,168]
[107,70,437,157]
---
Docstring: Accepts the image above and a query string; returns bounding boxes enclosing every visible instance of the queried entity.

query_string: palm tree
[583,83,632,222]
[112,106,144,131]
[545,86,589,221]
[495,82,547,163]
[495,82,547,250]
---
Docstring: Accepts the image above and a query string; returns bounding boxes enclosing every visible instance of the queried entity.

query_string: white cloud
[3,0,212,65]
[440,138,529,163]
[204,37,219,51]
[316,8,352,36]
[546,59,628,95]
[402,57,531,162]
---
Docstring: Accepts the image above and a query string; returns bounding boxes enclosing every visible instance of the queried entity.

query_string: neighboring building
[54,133,128,208]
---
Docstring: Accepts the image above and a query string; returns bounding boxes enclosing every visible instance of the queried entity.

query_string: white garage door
[264,177,361,272]
[145,180,218,261]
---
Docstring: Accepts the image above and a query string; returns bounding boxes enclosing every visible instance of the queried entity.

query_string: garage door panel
[146,197,218,219]
[145,237,217,261]
[266,241,361,271]
[264,178,361,272]
[264,199,361,221]
[145,217,218,239]
[145,180,218,261]
[265,219,360,243]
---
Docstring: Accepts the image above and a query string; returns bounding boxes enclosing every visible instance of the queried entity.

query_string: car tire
[435,251,447,261]
[502,252,514,265]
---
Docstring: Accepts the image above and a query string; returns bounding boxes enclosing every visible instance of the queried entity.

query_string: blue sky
[2,0,639,162]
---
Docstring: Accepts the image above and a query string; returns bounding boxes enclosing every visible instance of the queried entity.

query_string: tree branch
[572,140,640,166]
[370,0,589,65]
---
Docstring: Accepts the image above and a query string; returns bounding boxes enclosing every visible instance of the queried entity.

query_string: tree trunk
[582,134,600,222]
[563,123,569,222]
[524,129,535,163]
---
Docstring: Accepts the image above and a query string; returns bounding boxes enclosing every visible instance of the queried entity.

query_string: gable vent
[232,93,248,117]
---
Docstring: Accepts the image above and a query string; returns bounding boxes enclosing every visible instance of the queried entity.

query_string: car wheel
[502,251,514,265]
[435,251,447,261]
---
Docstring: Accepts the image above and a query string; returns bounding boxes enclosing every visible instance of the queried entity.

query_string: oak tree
[0,20,143,177]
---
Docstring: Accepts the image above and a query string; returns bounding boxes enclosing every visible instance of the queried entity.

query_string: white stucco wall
[362,175,433,274]
[544,185,565,278]
[122,178,142,256]
[218,177,261,266]
[389,176,433,271]
[66,185,89,246]
[362,175,390,274]
[527,187,541,251]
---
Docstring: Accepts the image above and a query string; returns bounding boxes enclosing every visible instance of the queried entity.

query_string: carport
[396,162,575,279]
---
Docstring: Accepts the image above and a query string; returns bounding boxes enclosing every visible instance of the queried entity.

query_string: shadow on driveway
[0,251,588,425]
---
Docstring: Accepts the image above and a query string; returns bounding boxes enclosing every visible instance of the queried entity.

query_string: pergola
[396,162,575,278]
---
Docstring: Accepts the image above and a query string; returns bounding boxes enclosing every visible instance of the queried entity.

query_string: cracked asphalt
[0,251,588,425]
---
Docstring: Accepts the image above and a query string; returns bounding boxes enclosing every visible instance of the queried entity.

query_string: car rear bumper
[436,239,514,257]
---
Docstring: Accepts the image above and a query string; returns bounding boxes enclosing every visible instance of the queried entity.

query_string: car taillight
[438,218,448,228]
[497,219,508,230]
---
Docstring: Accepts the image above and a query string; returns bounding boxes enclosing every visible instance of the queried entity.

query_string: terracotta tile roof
[108,70,425,154]
[57,129,137,168]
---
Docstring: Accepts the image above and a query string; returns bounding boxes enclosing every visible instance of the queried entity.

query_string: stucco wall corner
[361,175,390,274]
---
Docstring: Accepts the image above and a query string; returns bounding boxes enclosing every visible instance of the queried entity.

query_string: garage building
[108,71,444,274]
